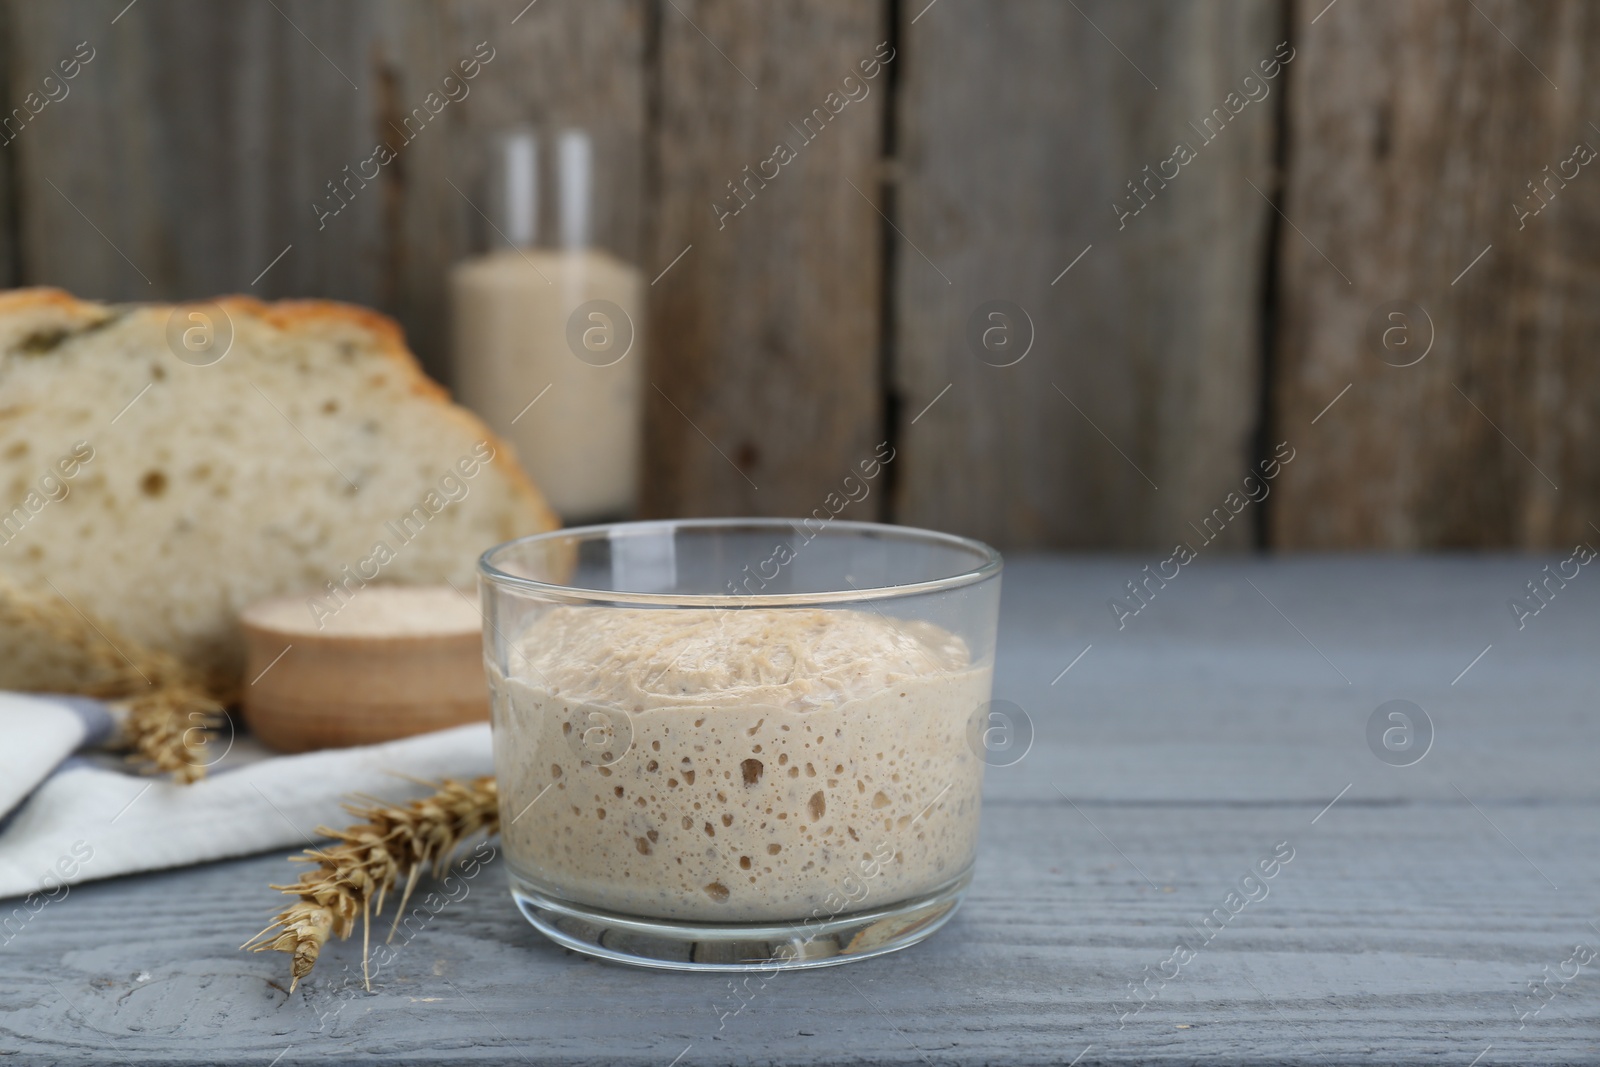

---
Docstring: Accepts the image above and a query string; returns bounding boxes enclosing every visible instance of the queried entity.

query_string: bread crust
[0,286,558,533]
[0,286,111,319]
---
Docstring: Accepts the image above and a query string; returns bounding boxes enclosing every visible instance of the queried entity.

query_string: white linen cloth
[0,691,493,900]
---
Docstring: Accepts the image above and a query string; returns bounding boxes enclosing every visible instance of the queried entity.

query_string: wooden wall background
[2,0,1596,551]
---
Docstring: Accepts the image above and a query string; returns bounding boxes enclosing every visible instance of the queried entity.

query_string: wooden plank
[2,802,1595,1064]
[891,0,1281,550]
[643,0,887,519]
[7,1,380,322]
[0,0,18,288]
[3,558,1598,1063]
[4,0,648,385]
[1269,0,1600,549]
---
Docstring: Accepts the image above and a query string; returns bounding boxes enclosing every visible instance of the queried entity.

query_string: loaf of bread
[0,288,557,699]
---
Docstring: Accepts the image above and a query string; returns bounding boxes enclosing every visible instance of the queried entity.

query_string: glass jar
[478,518,1002,971]
[451,126,645,524]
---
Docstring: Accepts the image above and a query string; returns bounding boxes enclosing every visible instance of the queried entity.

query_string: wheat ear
[243,776,500,991]
[0,573,223,781]
[122,673,226,784]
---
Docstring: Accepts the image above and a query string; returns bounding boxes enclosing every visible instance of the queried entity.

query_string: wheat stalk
[121,671,226,784]
[243,776,500,991]
[0,573,224,781]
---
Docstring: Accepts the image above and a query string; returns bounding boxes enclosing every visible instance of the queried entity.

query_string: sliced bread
[0,288,557,697]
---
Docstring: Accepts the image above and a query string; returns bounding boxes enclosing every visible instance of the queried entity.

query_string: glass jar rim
[477,517,1002,607]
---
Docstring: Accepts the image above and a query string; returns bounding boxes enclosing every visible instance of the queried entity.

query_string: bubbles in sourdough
[490,606,989,922]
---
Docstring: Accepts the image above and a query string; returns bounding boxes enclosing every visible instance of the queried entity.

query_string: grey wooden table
[3,557,1598,1065]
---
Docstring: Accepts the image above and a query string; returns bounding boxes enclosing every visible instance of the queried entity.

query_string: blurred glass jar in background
[452,127,644,524]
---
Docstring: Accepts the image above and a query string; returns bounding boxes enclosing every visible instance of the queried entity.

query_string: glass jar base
[509,868,972,972]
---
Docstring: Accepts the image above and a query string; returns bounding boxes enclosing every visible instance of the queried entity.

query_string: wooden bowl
[239,585,488,752]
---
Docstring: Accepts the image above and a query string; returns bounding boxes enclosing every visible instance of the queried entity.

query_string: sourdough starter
[491,606,990,922]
